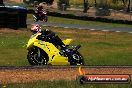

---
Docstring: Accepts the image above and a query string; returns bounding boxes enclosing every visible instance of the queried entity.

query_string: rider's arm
[41,29,54,36]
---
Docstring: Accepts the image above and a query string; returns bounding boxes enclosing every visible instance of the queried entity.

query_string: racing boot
[59,45,71,56]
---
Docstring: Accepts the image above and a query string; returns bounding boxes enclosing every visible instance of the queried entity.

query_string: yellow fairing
[27,33,70,65]
[33,42,70,65]
[63,39,73,46]
[27,33,42,50]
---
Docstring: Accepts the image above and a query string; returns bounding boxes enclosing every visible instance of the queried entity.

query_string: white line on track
[115,31,121,32]
[90,29,95,31]
[40,24,132,34]
[53,26,58,27]
[78,28,84,29]
[42,25,47,26]
[102,30,109,32]
[64,27,69,28]
[128,32,132,33]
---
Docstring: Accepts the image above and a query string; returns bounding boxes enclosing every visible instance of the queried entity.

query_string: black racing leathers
[39,29,65,48]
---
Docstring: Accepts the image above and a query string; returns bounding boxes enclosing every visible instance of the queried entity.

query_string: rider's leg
[52,35,71,54]
[53,36,65,47]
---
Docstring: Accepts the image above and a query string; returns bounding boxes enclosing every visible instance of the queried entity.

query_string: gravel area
[0,67,132,84]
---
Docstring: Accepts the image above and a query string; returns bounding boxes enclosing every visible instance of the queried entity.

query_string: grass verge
[0,27,132,66]
[3,80,132,88]
[48,16,132,28]
[27,14,132,28]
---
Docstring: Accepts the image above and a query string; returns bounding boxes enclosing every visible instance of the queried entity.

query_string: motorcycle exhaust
[73,45,81,52]
[59,45,81,56]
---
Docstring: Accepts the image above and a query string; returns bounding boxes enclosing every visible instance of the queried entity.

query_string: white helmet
[31,24,42,33]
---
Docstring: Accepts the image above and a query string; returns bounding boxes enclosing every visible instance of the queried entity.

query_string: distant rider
[34,5,44,19]
[34,2,47,20]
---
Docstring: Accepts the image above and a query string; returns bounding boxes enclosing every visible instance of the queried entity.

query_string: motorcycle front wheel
[33,15,38,22]
[70,51,84,65]
[27,47,49,65]
[43,16,48,22]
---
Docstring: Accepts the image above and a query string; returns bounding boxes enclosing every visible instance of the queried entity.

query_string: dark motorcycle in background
[33,10,48,22]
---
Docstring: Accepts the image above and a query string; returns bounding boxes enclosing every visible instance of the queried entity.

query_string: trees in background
[58,0,69,10]
[83,0,89,13]
[121,0,131,11]
[111,0,131,12]
[0,0,3,5]
[95,0,131,12]
[23,0,131,12]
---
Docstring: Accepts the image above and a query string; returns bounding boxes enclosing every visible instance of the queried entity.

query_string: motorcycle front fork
[37,48,41,59]
[33,15,38,21]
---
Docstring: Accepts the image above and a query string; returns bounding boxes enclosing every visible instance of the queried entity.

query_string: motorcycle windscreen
[62,39,73,46]
[27,33,41,50]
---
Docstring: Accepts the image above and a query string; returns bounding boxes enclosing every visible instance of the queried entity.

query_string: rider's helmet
[37,5,43,11]
[31,24,42,34]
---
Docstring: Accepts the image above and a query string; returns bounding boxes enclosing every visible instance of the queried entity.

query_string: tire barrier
[0,6,27,29]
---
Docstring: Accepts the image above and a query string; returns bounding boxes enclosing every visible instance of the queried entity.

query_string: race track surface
[27,20,132,33]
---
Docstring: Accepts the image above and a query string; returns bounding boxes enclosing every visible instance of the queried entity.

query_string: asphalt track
[27,20,132,33]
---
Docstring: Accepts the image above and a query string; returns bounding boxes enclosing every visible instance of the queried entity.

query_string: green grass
[0,27,132,66]
[48,16,132,28]
[28,14,132,28]
[0,29,31,66]
[3,80,132,88]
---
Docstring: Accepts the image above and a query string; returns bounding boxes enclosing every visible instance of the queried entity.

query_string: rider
[31,24,70,54]
[36,5,43,13]
[34,3,45,20]
[35,2,47,16]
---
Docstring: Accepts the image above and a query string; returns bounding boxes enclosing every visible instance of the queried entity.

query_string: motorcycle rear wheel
[27,47,49,65]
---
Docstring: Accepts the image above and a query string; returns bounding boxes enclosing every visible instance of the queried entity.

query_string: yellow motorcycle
[26,32,84,65]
